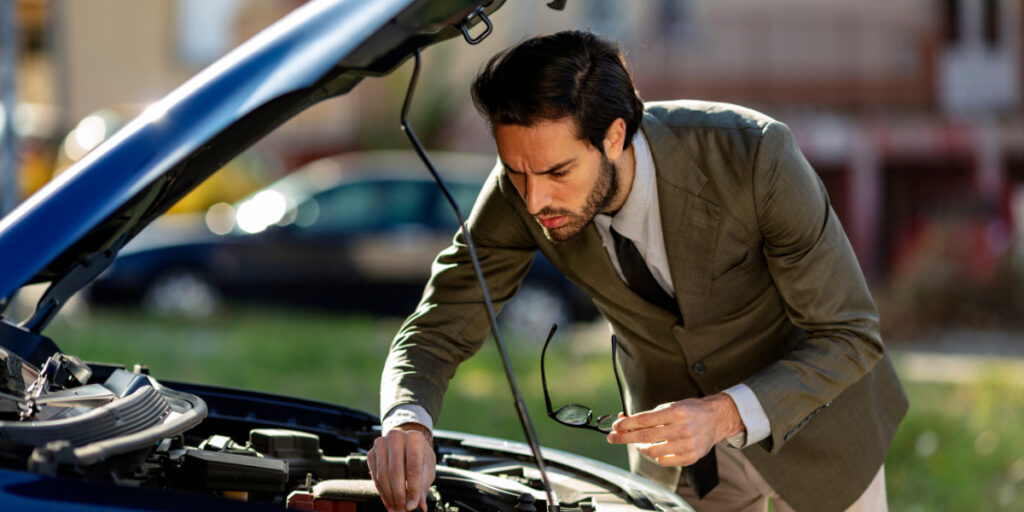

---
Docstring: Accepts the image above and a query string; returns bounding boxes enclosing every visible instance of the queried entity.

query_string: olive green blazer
[381,100,908,512]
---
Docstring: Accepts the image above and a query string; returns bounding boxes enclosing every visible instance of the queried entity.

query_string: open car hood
[0,0,503,309]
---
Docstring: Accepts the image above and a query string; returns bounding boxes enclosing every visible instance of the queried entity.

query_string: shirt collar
[596,130,655,242]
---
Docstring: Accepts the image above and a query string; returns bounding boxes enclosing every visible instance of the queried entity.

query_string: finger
[416,439,436,512]
[370,440,397,511]
[386,434,408,511]
[641,438,697,461]
[381,448,401,511]
[404,438,425,511]
[419,451,436,512]
[367,442,383,498]
[611,406,675,432]
[417,485,430,512]
[607,423,672,445]
[417,487,430,512]
[413,454,434,509]
[653,451,700,467]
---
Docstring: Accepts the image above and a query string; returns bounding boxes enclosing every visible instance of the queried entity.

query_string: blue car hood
[0,0,502,307]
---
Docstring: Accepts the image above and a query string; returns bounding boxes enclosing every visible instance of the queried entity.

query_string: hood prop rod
[400,48,560,512]
[22,246,118,334]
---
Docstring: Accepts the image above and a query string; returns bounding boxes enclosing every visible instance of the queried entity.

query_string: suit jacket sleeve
[744,121,884,453]
[379,165,538,425]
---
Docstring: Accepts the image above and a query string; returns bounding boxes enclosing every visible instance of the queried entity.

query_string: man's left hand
[606,394,744,466]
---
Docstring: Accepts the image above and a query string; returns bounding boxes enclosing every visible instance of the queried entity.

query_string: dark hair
[471,30,644,153]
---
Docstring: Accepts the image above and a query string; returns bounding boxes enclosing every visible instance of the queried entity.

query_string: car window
[298,180,431,234]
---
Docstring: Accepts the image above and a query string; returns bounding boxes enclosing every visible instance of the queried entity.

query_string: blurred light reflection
[236,189,286,233]
[63,115,107,161]
[205,202,235,235]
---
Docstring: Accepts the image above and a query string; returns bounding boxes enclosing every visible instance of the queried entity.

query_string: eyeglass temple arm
[540,324,559,414]
[611,335,628,418]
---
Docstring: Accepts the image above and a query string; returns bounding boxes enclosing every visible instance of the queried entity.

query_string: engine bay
[0,345,665,512]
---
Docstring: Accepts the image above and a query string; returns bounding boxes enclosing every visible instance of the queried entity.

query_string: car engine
[0,347,673,512]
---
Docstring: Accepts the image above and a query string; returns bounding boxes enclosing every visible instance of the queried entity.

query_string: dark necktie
[609,227,677,313]
[609,226,719,499]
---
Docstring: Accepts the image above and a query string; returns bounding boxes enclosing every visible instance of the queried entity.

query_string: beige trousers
[675,445,887,512]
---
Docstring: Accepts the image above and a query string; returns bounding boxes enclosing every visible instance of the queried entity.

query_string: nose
[523,175,550,215]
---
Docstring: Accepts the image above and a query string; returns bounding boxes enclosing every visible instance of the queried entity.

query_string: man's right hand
[367,423,436,512]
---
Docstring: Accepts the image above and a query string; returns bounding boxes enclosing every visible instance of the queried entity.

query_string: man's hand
[606,394,744,466]
[367,423,436,512]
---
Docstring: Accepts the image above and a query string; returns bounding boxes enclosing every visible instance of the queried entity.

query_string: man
[369,30,908,512]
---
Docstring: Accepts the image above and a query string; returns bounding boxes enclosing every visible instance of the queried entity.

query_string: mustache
[535,207,575,217]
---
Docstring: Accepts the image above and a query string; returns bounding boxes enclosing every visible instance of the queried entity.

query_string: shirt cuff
[722,383,771,448]
[381,404,434,435]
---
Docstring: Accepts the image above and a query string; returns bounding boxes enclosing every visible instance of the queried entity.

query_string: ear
[602,118,627,160]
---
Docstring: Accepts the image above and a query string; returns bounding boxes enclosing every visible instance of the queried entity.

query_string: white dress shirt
[383,131,771,449]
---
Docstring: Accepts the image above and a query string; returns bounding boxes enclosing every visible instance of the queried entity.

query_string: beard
[536,153,618,242]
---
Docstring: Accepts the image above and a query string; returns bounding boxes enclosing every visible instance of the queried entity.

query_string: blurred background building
[3,0,1024,331]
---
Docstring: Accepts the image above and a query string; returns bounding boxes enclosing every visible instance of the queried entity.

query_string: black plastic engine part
[174,448,288,493]
[247,428,370,482]
[250,428,320,460]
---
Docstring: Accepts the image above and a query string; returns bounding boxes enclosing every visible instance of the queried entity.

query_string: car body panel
[0,467,282,511]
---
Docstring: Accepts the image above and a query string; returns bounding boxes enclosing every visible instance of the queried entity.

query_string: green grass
[50,308,395,409]
[885,365,1024,511]
[40,307,1024,510]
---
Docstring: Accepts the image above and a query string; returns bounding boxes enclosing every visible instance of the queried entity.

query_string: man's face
[494,118,617,242]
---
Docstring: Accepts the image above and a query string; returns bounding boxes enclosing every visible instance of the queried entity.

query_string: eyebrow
[504,158,576,176]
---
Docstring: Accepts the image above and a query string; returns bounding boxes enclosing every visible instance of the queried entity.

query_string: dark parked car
[0,0,692,510]
[86,151,597,336]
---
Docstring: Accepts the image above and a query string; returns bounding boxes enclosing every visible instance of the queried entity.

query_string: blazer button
[692,361,706,375]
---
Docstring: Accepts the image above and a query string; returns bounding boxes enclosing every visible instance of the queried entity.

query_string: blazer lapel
[642,113,722,328]
[550,223,666,317]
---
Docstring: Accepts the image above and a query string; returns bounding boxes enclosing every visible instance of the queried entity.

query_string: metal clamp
[460,7,492,45]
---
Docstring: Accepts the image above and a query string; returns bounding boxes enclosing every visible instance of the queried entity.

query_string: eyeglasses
[540,324,628,433]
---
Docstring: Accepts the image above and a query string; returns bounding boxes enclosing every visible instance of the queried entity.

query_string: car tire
[142,268,222,318]
[500,281,574,342]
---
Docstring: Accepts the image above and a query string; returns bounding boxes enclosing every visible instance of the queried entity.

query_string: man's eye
[551,170,569,178]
